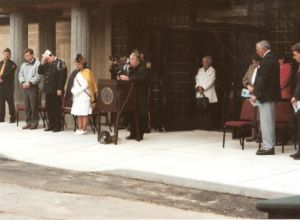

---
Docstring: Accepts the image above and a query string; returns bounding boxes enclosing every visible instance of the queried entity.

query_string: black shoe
[44,127,54,131]
[0,120,4,123]
[136,137,144,142]
[256,148,275,155]
[22,124,31,129]
[126,134,136,140]
[52,128,62,132]
[290,152,298,158]
[9,117,16,123]
[291,151,300,158]
[29,125,38,130]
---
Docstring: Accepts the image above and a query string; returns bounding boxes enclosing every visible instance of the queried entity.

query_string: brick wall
[56,20,71,73]
[0,25,9,52]
[28,23,39,59]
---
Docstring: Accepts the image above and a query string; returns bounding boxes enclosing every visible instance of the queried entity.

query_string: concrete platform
[0,122,299,199]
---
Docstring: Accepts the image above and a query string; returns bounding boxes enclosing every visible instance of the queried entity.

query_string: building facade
[0,0,300,130]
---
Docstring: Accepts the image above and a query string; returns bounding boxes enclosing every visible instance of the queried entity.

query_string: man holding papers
[251,41,280,155]
[290,43,300,159]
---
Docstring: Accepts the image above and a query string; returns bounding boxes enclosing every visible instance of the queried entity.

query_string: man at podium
[117,52,152,141]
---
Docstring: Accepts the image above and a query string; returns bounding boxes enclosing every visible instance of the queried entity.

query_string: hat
[42,50,53,58]
[99,131,113,144]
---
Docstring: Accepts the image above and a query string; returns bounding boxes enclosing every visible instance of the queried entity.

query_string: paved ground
[0,122,299,199]
[0,155,265,219]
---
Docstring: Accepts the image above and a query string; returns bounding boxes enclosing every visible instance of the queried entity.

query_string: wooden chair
[61,96,78,131]
[16,90,48,128]
[223,99,257,150]
[38,91,48,128]
[15,102,26,126]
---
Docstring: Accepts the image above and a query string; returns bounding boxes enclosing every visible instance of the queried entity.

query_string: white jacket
[195,66,218,103]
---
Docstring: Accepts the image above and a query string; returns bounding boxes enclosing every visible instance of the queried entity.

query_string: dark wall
[111,0,265,130]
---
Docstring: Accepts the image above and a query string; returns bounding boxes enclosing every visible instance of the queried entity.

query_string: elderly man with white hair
[251,40,280,155]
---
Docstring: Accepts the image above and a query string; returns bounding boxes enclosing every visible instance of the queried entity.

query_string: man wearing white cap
[38,50,67,132]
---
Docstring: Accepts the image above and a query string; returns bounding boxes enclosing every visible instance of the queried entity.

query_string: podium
[97,79,139,144]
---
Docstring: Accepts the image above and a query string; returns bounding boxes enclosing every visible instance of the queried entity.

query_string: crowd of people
[0,47,152,142]
[1,40,300,154]
[194,40,300,159]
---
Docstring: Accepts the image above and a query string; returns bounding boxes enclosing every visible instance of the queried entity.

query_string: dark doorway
[123,26,262,131]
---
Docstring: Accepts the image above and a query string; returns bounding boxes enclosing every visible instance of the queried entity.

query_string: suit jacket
[129,63,152,115]
[254,51,280,102]
[38,58,67,94]
[242,64,256,88]
[293,68,300,100]
[0,60,17,94]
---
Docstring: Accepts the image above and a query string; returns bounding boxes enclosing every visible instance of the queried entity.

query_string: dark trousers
[296,111,300,151]
[195,103,216,130]
[0,92,16,121]
[46,93,62,129]
[24,86,39,126]
[129,112,147,140]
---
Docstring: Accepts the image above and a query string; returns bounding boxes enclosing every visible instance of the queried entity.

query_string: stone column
[71,7,90,67]
[39,17,56,56]
[10,13,28,102]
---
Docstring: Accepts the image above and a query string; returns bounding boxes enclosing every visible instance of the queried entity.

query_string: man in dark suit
[290,43,300,159]
[118,52,152,141]
[38,50,67,132]
[0,48,17,123]
[251,40,280,155]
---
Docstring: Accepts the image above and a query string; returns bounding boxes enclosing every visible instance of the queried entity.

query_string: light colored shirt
[195,66,218,103]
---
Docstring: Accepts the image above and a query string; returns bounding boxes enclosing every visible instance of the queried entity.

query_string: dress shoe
[22,124,31,129]
[44,127,54,131]
[29,125,38,130]
[52,128,62,132]
[256,148,275,155]
[126,134,136,140]
[9,117,16,123]
[290,152,299,158]
[291,151,300,158]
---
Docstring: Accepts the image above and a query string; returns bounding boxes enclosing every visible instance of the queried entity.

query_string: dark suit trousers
[24,86,39,126]
[129,112,147,139]
[46,93,62,129]
[0,91,16,121]
[296,111,300,150]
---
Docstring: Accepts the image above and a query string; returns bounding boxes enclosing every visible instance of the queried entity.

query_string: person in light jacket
[19,48,41,130]
[195,56,218,129]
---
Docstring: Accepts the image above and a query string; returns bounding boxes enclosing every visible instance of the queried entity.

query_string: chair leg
[242,138,245,150]
[16,111,19,126]
[93,115,98,134]
[73,115,78,132]
[258,129,262,150]
[222,127,226,148]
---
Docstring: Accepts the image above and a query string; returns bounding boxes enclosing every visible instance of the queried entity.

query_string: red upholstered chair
[274,101,297,153]
[223,99,257,150]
